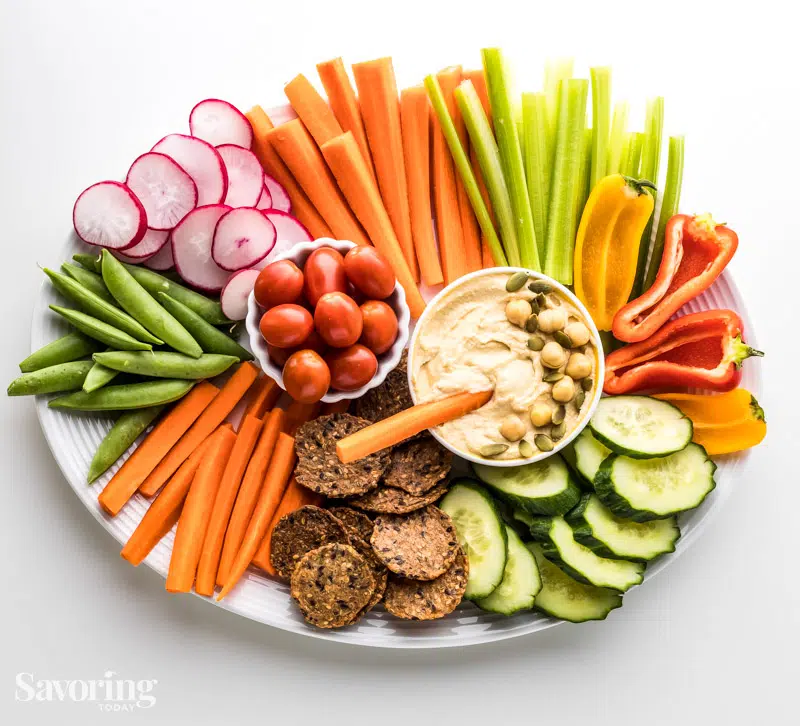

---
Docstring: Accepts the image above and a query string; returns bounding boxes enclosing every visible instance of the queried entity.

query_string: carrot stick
[352,58,419,281]
[320,132,427,319]
[245,106,332,239]
[284,73,343,147]
[217,433,296,600]
[336,389,493,463]
[316,57,377,183]
[400,86,443,286]
[464,70,492,126]
[194,414,264,596]
[266,119,370,246]
[283,399,321,435]
[216,408,285,586]
[241,375,280,421]
[99,382,220,515]
[139,363,259,496]
[319,399,350,415]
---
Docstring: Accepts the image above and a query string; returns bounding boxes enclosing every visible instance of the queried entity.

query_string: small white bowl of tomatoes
[245,238,411,404]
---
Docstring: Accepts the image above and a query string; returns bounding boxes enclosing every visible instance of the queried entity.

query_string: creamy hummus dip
[410,271,597,461]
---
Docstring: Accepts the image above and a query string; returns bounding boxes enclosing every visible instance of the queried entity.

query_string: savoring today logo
[15,671,158,712]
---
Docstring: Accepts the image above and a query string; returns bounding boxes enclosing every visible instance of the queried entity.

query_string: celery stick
[544,78,589,285]
[543,58,574,161]
[642,135,685,291]
[482,48,540,270]
[617,132,632,175]
[622,131,644,177]
[607,101,629,174]
[522,92,550,251]
[570,128,594,252]
[589,67,611,189]
[425,75,508,267]
[456,80,518,266]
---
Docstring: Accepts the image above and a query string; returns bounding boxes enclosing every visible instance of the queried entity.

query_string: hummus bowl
[408,268,605,468]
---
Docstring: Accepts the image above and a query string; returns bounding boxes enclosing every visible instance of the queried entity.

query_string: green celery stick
[425,75,508,268]
[482,48,540,270]
[622,132,644,177]
[589,67,611,189]
[607,101,629,175]
[522,92,550,250]
[570,128,594,254]
[543,58,574,164]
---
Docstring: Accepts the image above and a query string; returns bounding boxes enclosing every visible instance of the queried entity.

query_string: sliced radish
[264,173,291,212]
[113,249,156,263]
[151,134,228,205]
[220,268,260,321]
[72,181,146,250]
[255,185,273,210]
[216,145,263,208]
[126,152,197,231]
[212,208,276,272]
[189,99,253,149]
[171,204,232,292]
[251,210,314,269]
[119,227,169,259]
[144,239,175,270]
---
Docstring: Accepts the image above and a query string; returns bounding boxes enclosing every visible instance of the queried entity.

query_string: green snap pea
[93,351,238,379]
[19,332,100,373]
[100,251,202,358]
[45,268,163,345]
[158,293,253,361]
[72,253,101,272]
[50,306,153,351]
[7,360,94,396]
[87,406,165,483]
[49,379,194,411]
[83,362,119,393]
[60,263,117,305]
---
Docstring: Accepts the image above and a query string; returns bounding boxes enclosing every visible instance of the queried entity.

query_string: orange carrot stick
[336,389,493,463]
[464,70,492,125]
[216,408,285,586]
[320,132,427,319]
[316,57,377,183]
[400,86,443,287]
[283,399,322,435]
[194,414,264,596]
[140,363,259,497]
[352,58,419,281]
[266,120,370,246]
[284,73,343,147]
[241,375,280,421]
[99,382,220,515]
[319,399,350,415]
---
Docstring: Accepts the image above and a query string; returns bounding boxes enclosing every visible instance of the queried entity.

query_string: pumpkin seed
[536,293,548,309]
[534,434,554,452]
[528,281,552,294]
[551,421,567,441]
[554,330,573,348]
[506,271,529,292]
[574,389,586,409]
[581,377,593,391]
[542,370,564,383]
[518,439,535,458]
[529,298,540,315]
[525,314,539,333]
[527,335,545,351]
[551,404,566,425]
[480,443,509,458]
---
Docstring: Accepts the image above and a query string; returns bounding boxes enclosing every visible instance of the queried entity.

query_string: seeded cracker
[354,350,415,424]
[371,506,459,580]
[383,435,453,495]
[328,506,375,541]
[348,482,448,514]
[348,535,388,612]
[294,414,390,498]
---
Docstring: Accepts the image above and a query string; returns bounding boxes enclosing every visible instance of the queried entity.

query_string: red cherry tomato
[259,304,313,348]
[314,292,363,348]
[254,260,304,309]
[303,247,348,306]
[267,344,292,367]
[326,344,378,391]
[360,300,399,355]
[267,329,328,367]
[344,246,395,299]
[283,350,331,403]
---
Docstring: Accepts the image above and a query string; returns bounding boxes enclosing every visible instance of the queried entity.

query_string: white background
[1,0,798,723]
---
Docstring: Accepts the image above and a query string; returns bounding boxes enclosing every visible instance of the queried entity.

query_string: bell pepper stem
[749,395,766,423]
[730,335,764,368]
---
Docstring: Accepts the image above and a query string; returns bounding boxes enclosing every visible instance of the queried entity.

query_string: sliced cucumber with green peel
[476,525,542,615]
[589,395,693,458]
[439,480,508,600]
[473,455,581,515]
[528,544,623,622]
[567,493,680,561]
[529,516,644,592]
[595,443,716,521]
[563,429,611,487]
[512,507,535,527]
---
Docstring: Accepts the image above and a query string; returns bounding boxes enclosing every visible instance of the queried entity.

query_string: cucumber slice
[567,493,680,561]
[512,507,535,527]
[476,525,542,614]
[563,429,611,486]
[473,455,581,515]
[595,442,716,521]
[529,516,644,592]
[439,480,508,600]
[528,543,623,622]
[589,395,693,458]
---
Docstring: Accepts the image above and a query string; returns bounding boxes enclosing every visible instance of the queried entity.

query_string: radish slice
[119,227,169,259]
[189,99,253,149]
[264,173,291,212]
[212,208,276,271]
[216,145,263,208]
[151,134,228,205]
[251,210,314,269]
[220,269,260,321]
[113,249,156,263]
[255,185,273,210]
[144,239,175,270]
[72,181,146,249]
[126,152,198,231]
[171,204,232,292]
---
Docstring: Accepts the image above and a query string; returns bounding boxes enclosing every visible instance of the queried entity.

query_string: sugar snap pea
[93,351,238,379]
[50,306,153,351]
[73,253,101,272]
[7,360,94,396]
[60,262,117,305]
[83,362,119,393]
[19,332,100,373]
[49,379,194,411]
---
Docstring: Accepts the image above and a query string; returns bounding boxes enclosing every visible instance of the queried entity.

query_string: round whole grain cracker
[383,435,453,495]
[328,506,375,541]
[371,505,459,580]
[348,482,448,515]
[348,536,388,612]
[354,351,414,424]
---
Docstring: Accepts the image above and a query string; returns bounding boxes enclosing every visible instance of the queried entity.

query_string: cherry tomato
[267,329,328,367]
[259,304,313,348]
[283,350,331,403]
[303,247,348,306]
[314,292,363,348]
[344,246,395,299]
[254,260,304,309]
[360,300,398,355]
[326,344,378,391]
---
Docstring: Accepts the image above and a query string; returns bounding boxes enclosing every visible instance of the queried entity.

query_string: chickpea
[565,321,591,347]
[505,298,532,328]
[541,341,568,368]
[552,376,576,403]
[500,415,526,442]
[538,308,567,333]
[565,352,592,379]
[530,402,553,427]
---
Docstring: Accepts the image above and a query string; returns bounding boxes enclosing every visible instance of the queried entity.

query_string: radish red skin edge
[126,152,198,231]
[263,173,291,213]
[255,185,273,210]
[151,134,228,206]
[120,228,170,259]
[212,207,276,272]
[144,240,175,270]
[171,204,232,292]
[189,99,254,149]
[220,268,260,321]
[217,144,264,208]
[72,181,147,250]
[251,210,313,269]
